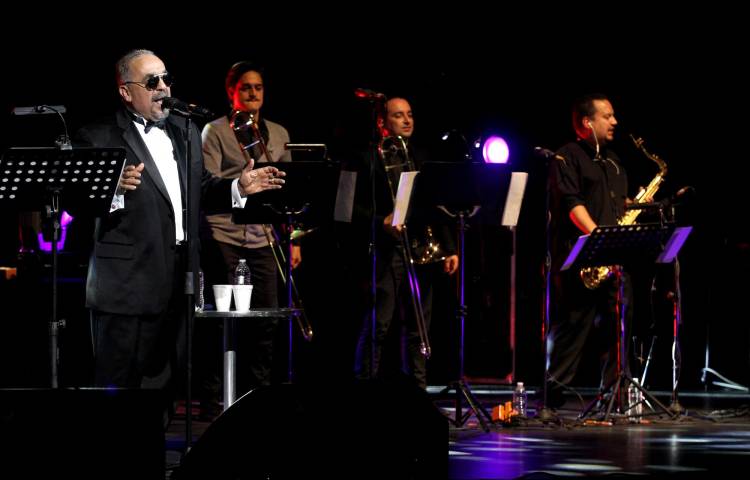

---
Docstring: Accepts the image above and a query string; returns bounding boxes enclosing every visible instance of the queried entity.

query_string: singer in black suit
[76,49,284,390]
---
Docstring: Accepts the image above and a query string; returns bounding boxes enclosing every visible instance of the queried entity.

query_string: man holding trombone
[354,96,458,389]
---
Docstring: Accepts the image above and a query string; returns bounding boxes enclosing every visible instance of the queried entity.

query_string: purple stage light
[481,136,509,164]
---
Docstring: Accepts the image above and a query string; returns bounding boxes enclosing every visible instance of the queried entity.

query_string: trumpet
[378,135,432,357]
[229,109,314,341]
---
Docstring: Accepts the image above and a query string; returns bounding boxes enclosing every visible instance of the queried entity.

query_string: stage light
[481,136,510,164]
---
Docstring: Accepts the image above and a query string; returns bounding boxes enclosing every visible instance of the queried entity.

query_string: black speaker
[0,388,165,479]
[174,378,447,479]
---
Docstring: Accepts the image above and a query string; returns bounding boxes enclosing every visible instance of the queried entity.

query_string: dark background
[1,15,747,393]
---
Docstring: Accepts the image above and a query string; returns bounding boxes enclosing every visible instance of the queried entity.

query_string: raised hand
[239,158,286,196]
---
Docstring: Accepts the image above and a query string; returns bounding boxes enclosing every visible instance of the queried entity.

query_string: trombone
[378,135,431,358]
[230,110,314,341]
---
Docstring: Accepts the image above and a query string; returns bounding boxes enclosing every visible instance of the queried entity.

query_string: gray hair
[115,49,155,85]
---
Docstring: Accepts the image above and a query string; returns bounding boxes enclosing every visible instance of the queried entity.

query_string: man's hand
[637,186,654,204]
[117,162,145,194]
[443,254,459,275]
[239,158,286,196]
[291,245,302,269]
[383,212,403,239]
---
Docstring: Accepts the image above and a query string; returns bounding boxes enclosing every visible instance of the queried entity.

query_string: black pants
[92,245,186,389]
[547,269,633,393]
[354,247,436,389]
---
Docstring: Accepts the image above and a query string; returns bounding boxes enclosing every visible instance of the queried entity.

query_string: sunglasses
[124,72,174,91]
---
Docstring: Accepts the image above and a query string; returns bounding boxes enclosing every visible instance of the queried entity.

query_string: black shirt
[548,139,628,271]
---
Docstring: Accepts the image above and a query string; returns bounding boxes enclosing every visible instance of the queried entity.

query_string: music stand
[0,147,126,388]
[407,161,517,431]
[560,223,690,422]
[232,160,340,382]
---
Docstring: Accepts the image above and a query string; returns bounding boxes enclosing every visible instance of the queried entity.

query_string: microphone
[660,185,695,206]
[627,186,696,210]
[674,185,695,198]
[354,88,386,100]
[160,97,214,117]
[12,105,67,115]
[534,146,565,162]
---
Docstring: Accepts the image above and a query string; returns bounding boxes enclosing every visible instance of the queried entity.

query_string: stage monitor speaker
[0,388,165,479]
[174,378,447,479]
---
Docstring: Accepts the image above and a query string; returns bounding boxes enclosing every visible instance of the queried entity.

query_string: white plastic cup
[212,285,233,312]
[232,284,253,312]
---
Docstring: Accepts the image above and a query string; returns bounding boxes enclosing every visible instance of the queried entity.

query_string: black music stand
[409,161,515,431]
[232,160,340,382]
[0,147,126,388]
[560,223,690,422]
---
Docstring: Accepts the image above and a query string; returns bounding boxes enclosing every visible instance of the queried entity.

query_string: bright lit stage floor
[165,385,750,479]
[440,386,750,479]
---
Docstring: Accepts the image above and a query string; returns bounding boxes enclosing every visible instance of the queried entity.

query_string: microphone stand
[666,202,685,414]
[539,149,556,422]
[366,100,383,379]
[167,103,198,452]
[181,113,195,454]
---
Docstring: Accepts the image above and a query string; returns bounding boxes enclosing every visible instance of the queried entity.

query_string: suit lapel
[166,119,188,203]
[117,109,173,207]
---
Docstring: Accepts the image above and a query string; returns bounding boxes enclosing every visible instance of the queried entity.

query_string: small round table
[194,308,302,409]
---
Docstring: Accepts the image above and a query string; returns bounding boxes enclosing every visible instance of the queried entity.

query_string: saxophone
[580,135,668,289]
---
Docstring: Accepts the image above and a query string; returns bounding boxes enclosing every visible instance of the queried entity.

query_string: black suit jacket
[77,108,233,315]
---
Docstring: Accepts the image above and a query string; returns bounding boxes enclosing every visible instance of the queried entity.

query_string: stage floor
[165,386,750,479]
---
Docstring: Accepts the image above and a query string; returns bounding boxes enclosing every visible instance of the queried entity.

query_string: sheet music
[560,234,590,271]
[501,172,528,227]
[334,169,357,223]
[656,226,693,263]
[392,171,418,226]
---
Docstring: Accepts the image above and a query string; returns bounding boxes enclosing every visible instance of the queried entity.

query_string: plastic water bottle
[628,379,643,423]
[234,259,251,285]
[512,382,527,417]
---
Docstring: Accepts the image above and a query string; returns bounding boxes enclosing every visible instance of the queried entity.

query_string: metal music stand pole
[564,223,691,422]
[414,162,515,431]
[443,207,494,431]
[0,147,126,388]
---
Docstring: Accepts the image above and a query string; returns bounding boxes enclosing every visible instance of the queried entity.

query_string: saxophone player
[353,96,458,390]
[545,93,635,409]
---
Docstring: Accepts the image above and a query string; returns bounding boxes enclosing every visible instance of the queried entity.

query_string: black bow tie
[133,116,166,133]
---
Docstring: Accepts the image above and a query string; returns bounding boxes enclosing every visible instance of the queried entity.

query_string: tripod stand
[440,207,493,431]
[561,223,689,422]
[409,162,517,431]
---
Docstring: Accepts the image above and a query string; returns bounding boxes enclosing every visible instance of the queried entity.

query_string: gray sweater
[201,115,291,248]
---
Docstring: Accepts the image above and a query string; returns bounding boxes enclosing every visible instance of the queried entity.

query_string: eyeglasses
[123,72,174,91]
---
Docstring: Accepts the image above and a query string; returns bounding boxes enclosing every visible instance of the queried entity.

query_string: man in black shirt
[353,97,458,389]
[546,93,633,408]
